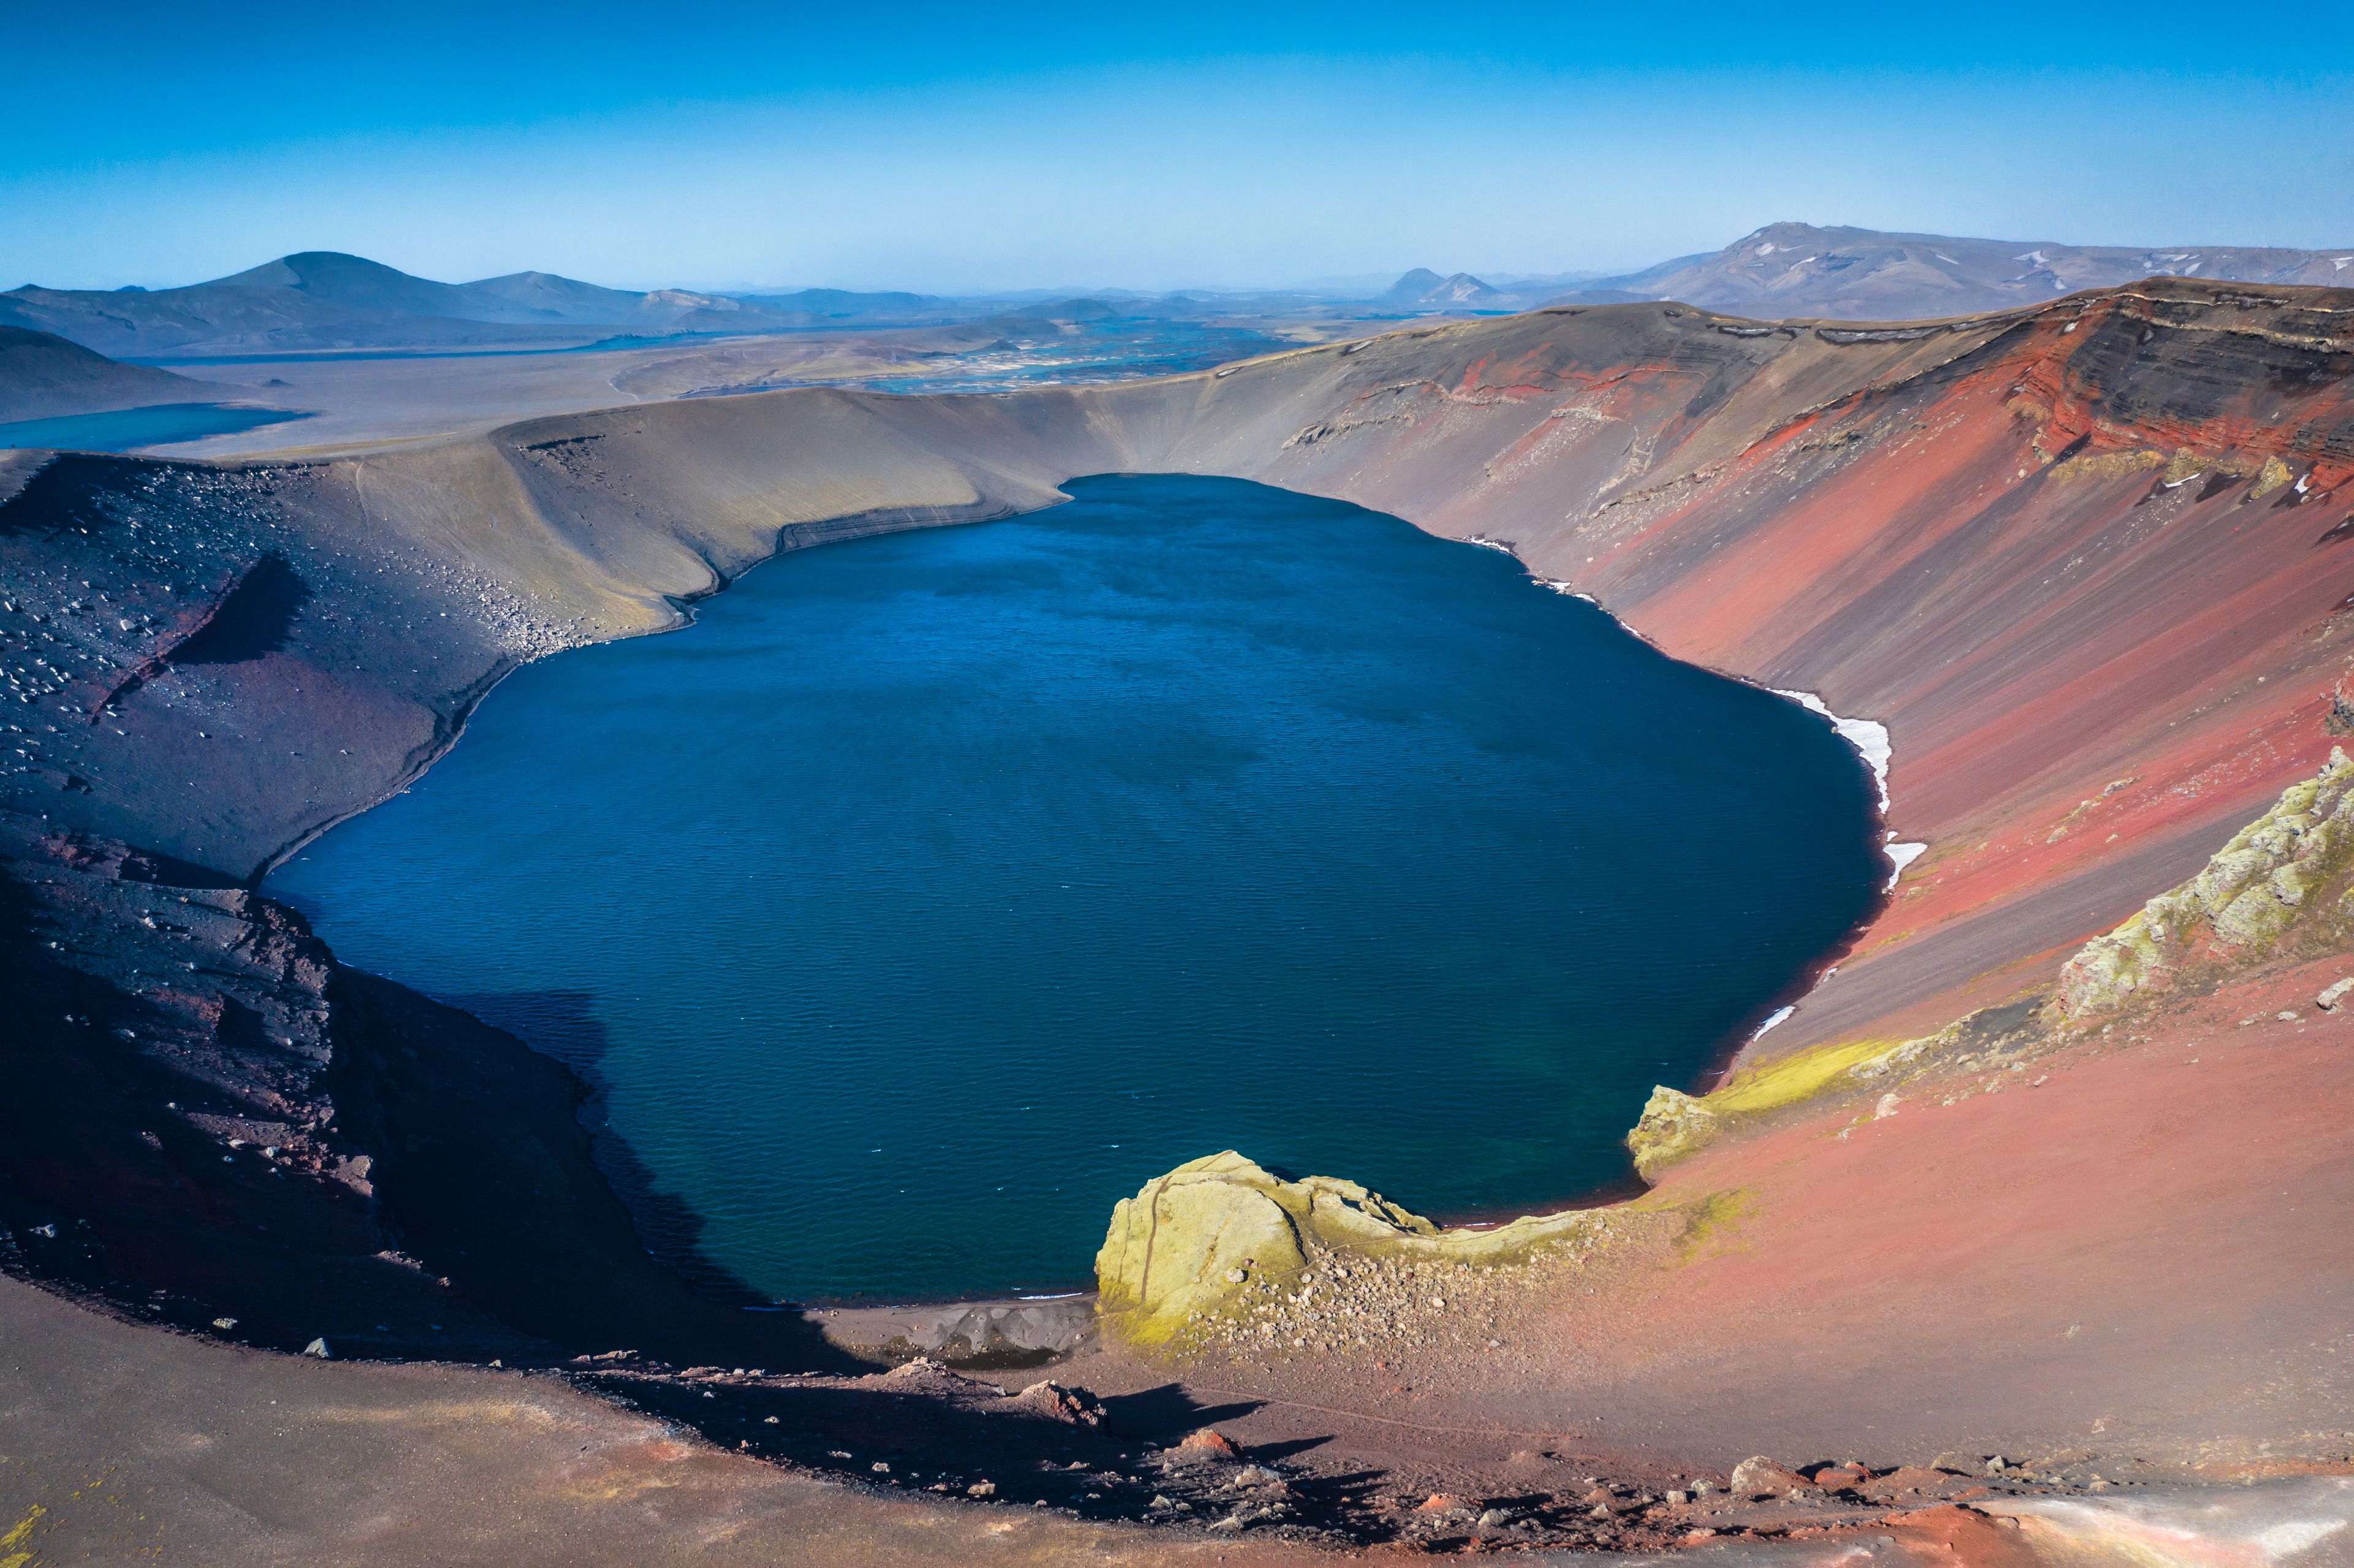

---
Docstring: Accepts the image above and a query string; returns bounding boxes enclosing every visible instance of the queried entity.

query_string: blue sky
[7,1,2348,293]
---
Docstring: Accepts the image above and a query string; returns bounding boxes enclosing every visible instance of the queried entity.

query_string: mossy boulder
[1094,1151,1596,1352]
[1626,1086,1720,1180]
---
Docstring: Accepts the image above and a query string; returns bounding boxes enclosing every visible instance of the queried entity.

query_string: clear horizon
[8,1,2349,295]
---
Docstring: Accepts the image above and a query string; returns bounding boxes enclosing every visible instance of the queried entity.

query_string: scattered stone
[1730,1455,1813,1498]
[2319,977,2354,1010]
[965,1480,995,1497]
[1006,1379,1103,1426]
[302,1337,331,1358]
[2277,1010,2300,1022]
[211,1317,237,1330]
[1873,1464,1964,1495]
[1177,1428,1241,1458]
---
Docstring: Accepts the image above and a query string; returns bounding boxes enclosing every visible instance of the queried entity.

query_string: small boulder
[1729,1456,1812,1498]
[1810,1461,1870,1490]
[1177,1427,1241,1458]
[302,1337,332,1359]
[1873,1464,1963,1495]
[966,1480,996,1498]
[2318,977,2354,1010]
[1008,1380,1103,1426]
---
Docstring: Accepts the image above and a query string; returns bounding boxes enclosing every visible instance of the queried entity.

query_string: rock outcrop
[1094,1152,1600,1349]
[1625,1026,1966,1179]
[1628,745,2354,1182]
[2054,748,2354,1019]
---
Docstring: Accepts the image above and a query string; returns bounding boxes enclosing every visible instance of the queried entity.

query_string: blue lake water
[267,474,1881,1302]
[0,403,310,452]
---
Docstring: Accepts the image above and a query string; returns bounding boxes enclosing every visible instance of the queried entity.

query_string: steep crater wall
[2,280,2352,1357]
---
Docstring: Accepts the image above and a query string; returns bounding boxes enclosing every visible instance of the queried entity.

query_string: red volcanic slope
[1187,282,2354,1067]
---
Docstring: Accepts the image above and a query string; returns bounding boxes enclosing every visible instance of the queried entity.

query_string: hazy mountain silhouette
[1547,222,2354,319]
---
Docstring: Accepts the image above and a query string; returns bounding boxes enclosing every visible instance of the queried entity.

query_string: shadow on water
[335,972,869,1371]
[444,988,781,1312]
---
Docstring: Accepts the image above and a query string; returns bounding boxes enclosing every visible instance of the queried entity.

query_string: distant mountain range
[1540,223,2354,319]
[1379,269,1509,310]
[7,226,2352,365]
[0,252,970,359]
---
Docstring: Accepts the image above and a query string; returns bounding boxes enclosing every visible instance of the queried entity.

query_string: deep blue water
[0,403,310,452]
[267,475,1880,1302]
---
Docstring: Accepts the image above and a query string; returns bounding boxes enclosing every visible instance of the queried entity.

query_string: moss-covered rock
[1094,1151,1599,1351]
[2054,748,2354,1020]
[1623,1026,1959,1179]
[1625,1086,1720,1180]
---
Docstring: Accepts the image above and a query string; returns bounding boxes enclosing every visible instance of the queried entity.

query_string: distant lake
[268,475,1881,1302]
[0,403,310,452]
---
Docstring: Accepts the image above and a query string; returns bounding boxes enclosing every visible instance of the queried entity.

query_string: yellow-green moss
[1,1504,46,1568]
[2049,447,2165,484]
[1095,1151,1606,1351]
[1624,1033,1932,1179]
[2054,747,2354,1020]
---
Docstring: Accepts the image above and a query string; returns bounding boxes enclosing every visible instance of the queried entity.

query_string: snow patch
[1775,687,1922,889]
[1884,839,1927,881]
[1747,1005,1795,1045]
[1775,688,1891,808]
